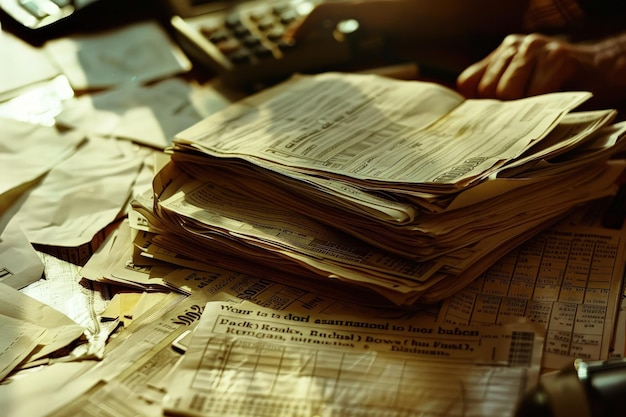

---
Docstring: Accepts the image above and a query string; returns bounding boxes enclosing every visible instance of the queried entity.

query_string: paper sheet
[0,362,103,417]
[44,20,191,90]
[174,72,590,186]
[11,136,143,247]
[0,219,44,289]
[0,282,85,365]
[20,252,114,361]
[100,291,169,327]
[438,221,626,370]
[27,260,440,417]
[0,30,60,100]
[163,301,545,417]
[55,77,236,148]
[80,219,175,292]
[0,315,46,381]
[0,75,74,127]
[0,116,84,229]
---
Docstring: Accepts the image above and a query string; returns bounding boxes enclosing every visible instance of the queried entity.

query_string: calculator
[0,0,101,30]
[0,0,158,39]
[167,0,387,89]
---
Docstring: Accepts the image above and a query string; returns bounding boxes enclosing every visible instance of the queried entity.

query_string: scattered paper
[80,219,175,292]
[11,136,143,247]
[0,315,47,380]
[100,291,168,327]
[0,282,85,368]
[0,31,60,101]
[0,75,74,126]
[55,77,234,148]
[20,252,115,361]
[0,116,84,231]
[44,20,192,90]
[0,219,44,289]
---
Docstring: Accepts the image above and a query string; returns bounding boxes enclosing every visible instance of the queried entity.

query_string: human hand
[456,32,626,106]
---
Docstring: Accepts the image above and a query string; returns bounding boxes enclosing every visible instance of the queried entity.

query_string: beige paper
[164,300,545,417]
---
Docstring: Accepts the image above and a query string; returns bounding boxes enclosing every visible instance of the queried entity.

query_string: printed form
[438,222,626,370]
[163,301,544,417]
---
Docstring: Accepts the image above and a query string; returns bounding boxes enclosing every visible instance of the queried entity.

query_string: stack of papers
[132,72,626,306]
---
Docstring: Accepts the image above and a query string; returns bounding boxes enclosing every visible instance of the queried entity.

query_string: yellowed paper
[163,300,545,417]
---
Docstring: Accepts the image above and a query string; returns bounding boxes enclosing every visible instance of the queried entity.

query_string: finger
[456,58,491,98]
[475,43,518,98]
[495,36,545,100]
[609,54,626,87]
[526,44,575,96]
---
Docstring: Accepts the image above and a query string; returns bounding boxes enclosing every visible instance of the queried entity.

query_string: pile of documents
[132,72,626,306]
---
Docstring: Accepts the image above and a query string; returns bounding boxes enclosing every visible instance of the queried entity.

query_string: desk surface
[2,6,626,417]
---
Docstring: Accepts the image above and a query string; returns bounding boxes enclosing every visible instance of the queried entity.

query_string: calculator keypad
[198,2,300,67]
[171,0,357,88]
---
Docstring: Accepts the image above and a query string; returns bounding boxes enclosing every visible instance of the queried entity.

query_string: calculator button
[251,44,274,58]
[266,27,285,41]
[279,11,298,25]
[232,24,251,38]
[228,49,252,64]
[224,13,241,28]
[199,22,220,35]
[249,8,271,21]
[216,38,242,54]
[241,35,262,48]
[272,3,291,15]
[19,0,59,18]
[205,29,229,43]
[256,16,275,31]
[276,39,296,51]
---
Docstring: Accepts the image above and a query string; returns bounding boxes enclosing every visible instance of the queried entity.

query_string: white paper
[0,117,84,195]
[0,219,44,289]
[55,78,234,148]
[11,136,143,247]
[0,362,96,417]
[44,20,192,90]
[0,315,46,381]
[20,252,115,361]
[0,117,84,232]
[0,75,74,126]
[0,282,85,363]
[0,31,60,100]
